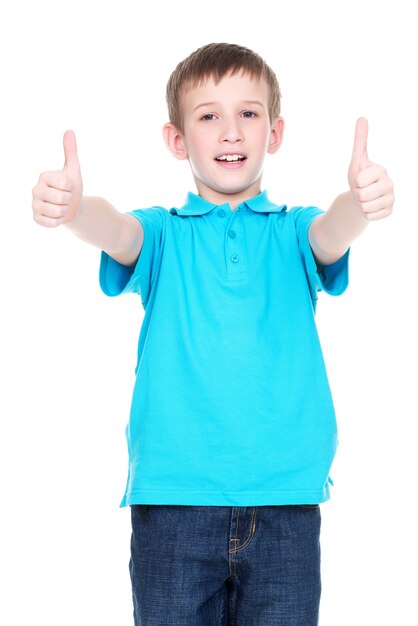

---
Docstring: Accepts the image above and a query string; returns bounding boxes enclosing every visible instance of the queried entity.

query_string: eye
[241,111,257,118]
[201,113,217,121]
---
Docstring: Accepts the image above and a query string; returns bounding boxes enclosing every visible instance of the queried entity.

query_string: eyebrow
[193,100,265,112]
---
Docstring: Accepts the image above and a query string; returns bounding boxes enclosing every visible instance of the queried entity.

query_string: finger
[359,195,394,215]
[356,180,388,204]
[354,162,393,189]
[33,212,67,228]
[63,130,80,171]
[36,186,73,206]
[40,170,73,192]
[355,163,386,189]
[351,117,369,169]
[364,207,393,221]
[33,199,68,219]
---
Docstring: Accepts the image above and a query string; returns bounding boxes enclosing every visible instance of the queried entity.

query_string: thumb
[351,117,369,172]
[63,129,80,171]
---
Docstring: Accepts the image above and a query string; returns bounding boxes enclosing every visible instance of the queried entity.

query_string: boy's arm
[32,131,143,267]
[66,196,144,267]
[308,118,394,266]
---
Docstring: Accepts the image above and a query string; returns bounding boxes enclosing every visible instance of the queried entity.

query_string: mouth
[214,153,247,169]
[215,153,247,163]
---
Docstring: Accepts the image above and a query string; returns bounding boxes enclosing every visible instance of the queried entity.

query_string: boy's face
[164,71,283,207]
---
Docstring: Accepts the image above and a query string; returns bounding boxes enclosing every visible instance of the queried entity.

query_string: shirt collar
[169,190,287,216]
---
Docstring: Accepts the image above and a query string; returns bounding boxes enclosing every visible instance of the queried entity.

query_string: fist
[348,118,394,221]
[32,130,83,227]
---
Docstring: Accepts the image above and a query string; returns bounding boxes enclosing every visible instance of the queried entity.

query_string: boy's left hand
[348,118,394,221]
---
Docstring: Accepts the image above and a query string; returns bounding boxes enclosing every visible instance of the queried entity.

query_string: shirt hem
[120,488,331,507]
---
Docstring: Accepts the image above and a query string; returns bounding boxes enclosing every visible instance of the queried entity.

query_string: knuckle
[51,205,65,218]
[58,190,69,205]
[32,199,41,214]
[358,189,368,203]
[59,176,72,191]
[360,200,372,213]
[356,172,366,188]
[32,183,43,199]
[39,171,51,186]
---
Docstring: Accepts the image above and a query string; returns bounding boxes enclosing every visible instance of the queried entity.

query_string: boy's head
[163,43,284,207]
[166,43,281,135]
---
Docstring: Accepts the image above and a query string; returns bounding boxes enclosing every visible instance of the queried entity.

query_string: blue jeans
[129,505,321,625]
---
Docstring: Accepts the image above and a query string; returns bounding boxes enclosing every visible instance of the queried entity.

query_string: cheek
[188,135,212,163]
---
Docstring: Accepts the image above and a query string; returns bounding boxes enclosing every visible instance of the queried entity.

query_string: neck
[194,182,262,210]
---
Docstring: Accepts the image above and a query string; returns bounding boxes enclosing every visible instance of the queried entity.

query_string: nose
[219,117,243,143]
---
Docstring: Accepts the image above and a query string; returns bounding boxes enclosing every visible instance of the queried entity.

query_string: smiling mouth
[215,154,247,162]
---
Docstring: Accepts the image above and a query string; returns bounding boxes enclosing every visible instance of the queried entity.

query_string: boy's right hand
[32,130,83,228]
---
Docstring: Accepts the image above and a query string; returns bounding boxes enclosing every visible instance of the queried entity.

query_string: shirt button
[217,209,226,218]
[230,254,240,263]
[228,230,236,239]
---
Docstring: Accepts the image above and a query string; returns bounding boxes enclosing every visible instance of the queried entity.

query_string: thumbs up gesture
[348,118,394,221]
[32,130,83,227]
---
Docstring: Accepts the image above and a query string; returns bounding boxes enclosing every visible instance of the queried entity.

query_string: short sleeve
[99,206,166,305]
[290,205,349,302]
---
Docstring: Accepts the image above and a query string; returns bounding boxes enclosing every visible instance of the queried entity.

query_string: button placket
[224,206,247,279]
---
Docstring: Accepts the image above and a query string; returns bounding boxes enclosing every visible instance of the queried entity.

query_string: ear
[162,122,188,160]
[267,116,285,155]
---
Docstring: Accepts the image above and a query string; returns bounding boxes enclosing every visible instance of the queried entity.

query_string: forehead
[181,71,270,110]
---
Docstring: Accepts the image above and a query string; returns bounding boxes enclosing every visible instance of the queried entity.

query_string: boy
[32,43,394,625]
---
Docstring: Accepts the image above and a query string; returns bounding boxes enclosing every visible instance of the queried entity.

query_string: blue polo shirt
[100,190,349,507]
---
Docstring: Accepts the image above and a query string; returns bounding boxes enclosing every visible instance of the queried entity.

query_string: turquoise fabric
[100,191,349,506]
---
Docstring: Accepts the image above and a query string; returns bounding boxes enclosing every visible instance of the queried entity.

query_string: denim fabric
[129,505,321,625]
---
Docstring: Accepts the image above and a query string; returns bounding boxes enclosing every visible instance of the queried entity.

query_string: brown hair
[166,43,281,133]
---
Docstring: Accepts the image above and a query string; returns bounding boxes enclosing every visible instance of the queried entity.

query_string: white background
[1,1,417,624]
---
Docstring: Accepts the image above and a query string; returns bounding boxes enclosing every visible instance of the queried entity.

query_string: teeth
[216,154,245,162]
